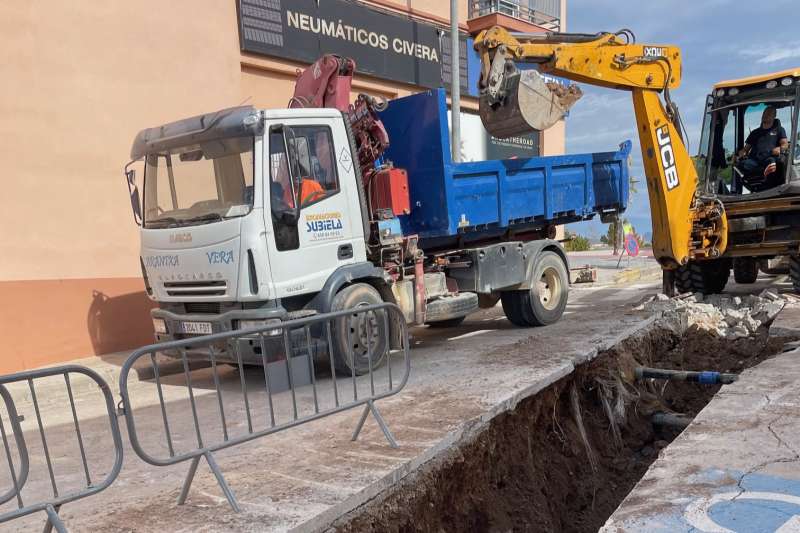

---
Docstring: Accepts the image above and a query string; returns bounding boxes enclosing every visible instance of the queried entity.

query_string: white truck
[124,56,630,375]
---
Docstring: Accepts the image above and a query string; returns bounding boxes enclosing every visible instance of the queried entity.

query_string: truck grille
[163,280,227,297]
[184,302,222,314]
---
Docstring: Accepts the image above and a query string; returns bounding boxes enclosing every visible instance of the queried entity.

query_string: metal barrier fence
[118,302,410,512]
[0,366,124,533]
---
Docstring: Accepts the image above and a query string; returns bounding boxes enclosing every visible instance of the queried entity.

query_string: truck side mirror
[124,161,143,226]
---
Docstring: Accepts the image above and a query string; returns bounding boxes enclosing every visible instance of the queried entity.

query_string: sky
[564,0,799,241]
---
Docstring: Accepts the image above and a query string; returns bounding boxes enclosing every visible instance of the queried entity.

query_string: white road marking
[448,330,491,341]
[684,491,800,533]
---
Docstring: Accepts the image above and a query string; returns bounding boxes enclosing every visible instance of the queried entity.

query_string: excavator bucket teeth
[479,69,582,138]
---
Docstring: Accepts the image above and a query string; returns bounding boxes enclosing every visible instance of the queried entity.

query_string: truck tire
[675,259,730,295]
[330,283,388,376]
[426,316,466,328]
[501,251,568,327]
[790,255,800,294]
[733,257,758,284]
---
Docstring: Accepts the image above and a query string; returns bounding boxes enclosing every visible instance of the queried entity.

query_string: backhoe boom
[474,26,727,269]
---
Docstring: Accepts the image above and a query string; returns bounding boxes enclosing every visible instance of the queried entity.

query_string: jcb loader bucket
[479,68,582,138]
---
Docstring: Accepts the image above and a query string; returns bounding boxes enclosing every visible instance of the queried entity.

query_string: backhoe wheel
[330,283,388,376]
[675,259,731,295]
[501,251,569,327]
[733,257,758,284]
[790,255,800,294]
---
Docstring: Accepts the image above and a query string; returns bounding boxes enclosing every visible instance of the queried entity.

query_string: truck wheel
[501,251,568,327]
[675,259,730,295]
[733,257,758,284]
[790,255,800,294]
[330,283,388,376]
[426,316,466,328]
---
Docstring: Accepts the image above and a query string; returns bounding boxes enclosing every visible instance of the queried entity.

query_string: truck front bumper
[151,305,291,364]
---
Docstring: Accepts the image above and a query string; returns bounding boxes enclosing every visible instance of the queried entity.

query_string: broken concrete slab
[637,289,788,339]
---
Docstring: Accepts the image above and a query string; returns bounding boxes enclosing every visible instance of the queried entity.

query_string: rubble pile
[637,290,787,338]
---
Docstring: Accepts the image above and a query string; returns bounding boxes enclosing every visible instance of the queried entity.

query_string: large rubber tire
[330,283,388,376]
[426,316,466,328]
[790,255,800,294]
[675,259,730,295]
[501,251,569,327]
[733,257,758,284]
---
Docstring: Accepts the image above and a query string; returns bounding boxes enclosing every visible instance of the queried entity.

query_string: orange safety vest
[299,179,325,206]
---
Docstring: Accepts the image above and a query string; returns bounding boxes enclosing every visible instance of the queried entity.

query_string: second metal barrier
[118,302,410,512]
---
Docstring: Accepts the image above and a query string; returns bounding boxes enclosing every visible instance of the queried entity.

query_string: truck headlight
[152,318,167,334]
[238,319,282,336]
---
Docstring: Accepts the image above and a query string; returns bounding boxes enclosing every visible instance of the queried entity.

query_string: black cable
[614,29,636,44]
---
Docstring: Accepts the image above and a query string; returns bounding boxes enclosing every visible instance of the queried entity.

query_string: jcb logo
[656,126,680,190]
[643,46,667,58]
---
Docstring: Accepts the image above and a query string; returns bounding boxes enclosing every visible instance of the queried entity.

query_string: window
[740,102,794,190]
[742,103,792,140]
[269,126,339,212]
[707,107,737,193]
[269,125,340,251]
[794,128,800,174]
[143,137,254,228]
[695,95,713,188]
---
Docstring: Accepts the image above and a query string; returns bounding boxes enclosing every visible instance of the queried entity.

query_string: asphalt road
[2,272,794,532]
[0,278,664,532]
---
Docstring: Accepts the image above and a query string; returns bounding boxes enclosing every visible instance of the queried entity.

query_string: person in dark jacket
[734,106,789,192]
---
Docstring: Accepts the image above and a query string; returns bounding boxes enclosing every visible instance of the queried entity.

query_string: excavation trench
[333,295,796,533]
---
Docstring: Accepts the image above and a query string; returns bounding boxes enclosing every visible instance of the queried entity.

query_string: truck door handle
[338,244,353,260]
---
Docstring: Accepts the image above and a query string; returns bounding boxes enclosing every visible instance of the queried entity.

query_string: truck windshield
[143,136,254,228]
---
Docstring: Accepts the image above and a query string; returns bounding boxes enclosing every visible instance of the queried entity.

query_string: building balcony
[466,0,561,35]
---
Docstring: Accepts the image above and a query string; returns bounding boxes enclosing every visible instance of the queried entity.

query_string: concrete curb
[612,265,662,285]
[295,315,658,533]
[601,343,800,531]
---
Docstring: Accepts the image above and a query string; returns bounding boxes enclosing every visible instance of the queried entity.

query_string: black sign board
[486,133,541,160]
[239,0,464,89]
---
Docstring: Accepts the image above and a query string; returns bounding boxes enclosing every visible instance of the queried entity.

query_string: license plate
[180,321,213,335]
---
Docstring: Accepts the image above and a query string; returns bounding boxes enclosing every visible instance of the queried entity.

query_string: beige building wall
[0,0,565,374]
[0,0,243,373]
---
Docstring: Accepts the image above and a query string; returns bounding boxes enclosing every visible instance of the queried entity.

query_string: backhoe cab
[692,69,800,292]
[697,69,800,197]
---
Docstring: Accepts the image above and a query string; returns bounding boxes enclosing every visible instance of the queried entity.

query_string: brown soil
[331,326,799,533]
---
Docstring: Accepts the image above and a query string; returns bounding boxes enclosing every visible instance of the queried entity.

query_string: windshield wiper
[147,216,182,228]
[183,212,225,224]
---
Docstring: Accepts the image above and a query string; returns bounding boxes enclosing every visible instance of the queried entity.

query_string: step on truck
[124,56,630,375]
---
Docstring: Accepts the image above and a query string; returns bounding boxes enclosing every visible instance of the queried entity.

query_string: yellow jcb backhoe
[474,26,729,294]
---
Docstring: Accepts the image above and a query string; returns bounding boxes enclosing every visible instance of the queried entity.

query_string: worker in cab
[298,177,326,206]
[735,106,789,192]
[273,157,327,209]
[275,176,326,208]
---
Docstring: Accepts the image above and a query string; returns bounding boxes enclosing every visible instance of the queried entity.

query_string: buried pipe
[635,367,738,385]
[652,412,692,429]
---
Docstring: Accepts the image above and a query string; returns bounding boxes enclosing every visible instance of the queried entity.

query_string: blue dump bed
[378,89,630,249]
